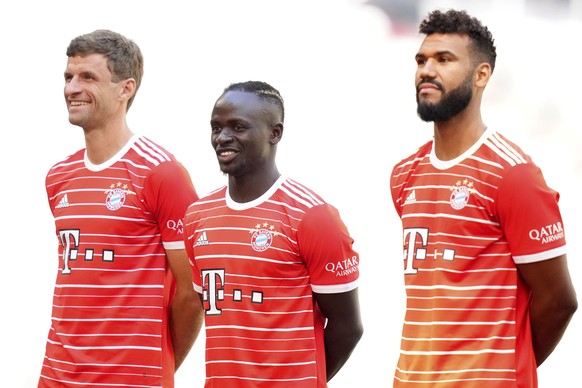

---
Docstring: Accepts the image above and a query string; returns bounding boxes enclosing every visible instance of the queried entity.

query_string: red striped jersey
[184,176,359,388]
[390,129,566,387]
[40,135,198,388]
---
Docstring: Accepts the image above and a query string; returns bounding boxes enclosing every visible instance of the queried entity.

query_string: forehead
[65,53,110,74]
[417,33,471,58]
[211,91,266,120]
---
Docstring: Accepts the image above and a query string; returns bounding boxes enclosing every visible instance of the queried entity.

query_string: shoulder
[127,135,179,168]
[46,149,85,180]
[278,177,326,205]
[477,130,535,169]
[392,140,433,173]
[187,186,227,210]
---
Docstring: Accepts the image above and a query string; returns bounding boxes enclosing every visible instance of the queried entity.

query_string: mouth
[417,82,441,95]
[216,149,238,164]
[69,101,90,109]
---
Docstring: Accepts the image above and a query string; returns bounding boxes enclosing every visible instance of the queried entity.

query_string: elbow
[555,292,578,323]
[350,321,364,348]
[567,295,578,317]
[562,289,578,316]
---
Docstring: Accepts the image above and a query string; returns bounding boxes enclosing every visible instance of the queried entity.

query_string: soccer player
[184,81,363,387]
[390,9,577,387]
[39,30,204,387]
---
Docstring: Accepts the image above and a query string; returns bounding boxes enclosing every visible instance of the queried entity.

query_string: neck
[228,166,281,203]
[84,120,133,165]
[432,104,486,161]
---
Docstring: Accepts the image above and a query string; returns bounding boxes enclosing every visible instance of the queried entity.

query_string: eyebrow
[416,50,457,59]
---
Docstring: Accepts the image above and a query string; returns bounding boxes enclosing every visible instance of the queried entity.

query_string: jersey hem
[513,245,567,264]
[163,240,186,250]
[311,280,358,294]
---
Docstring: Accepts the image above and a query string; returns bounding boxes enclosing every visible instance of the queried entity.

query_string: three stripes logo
[55,194,70,209]
[404,190,416,205]
[195,231,209,246]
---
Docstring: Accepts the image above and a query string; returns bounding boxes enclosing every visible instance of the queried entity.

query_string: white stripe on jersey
[492,132,527,164]
[279,186,318,209]
[399,348,515,355]
[132,141,163,166]
[135,137,170,164]
[402,212,499,226]
[285,180,324,206]
[139,137,171,162]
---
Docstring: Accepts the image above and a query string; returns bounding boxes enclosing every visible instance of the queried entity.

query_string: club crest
[104,182,135,211]
[249,222,278,252]
[450,179,475,210]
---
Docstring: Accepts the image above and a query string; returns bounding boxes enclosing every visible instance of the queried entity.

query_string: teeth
[220,151,234,156]
[70,101,89,106]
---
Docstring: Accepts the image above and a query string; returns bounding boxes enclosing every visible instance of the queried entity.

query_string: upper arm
[313,288,362,328]
[516,254,576,304]
[166,248,195,291]
[144,161,198,246]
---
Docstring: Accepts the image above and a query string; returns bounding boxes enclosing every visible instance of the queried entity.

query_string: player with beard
[390,9,577,387]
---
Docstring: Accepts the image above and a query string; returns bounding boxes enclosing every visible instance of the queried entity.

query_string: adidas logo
[55,194,70,209]
[195,231,209,246]
[404,190,416,205]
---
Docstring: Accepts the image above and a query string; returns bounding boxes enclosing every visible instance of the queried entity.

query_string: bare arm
[516,254,577,366]
[313,288,363,381]
[166,249,204,370]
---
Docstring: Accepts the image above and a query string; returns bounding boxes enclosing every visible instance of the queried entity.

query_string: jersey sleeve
[497,163,566,264]
[143,161,199,250]
[297,203,359,294]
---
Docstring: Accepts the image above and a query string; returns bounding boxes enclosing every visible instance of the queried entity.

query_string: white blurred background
[1,0,580,386]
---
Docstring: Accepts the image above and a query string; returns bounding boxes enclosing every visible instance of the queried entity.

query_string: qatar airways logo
[167,219,184,234]
[529,222,564,244]
[325,256,359,277]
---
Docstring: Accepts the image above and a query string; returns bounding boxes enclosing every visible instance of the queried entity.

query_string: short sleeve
[497,163,566,264]
[143,161,199,250]
[297,203,359,293]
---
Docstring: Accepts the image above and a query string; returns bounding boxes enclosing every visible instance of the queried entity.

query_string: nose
[213,127,234,145]
[64,75,81,96]
[418,58,437,79]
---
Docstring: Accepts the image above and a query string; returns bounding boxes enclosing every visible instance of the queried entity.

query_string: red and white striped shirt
[184,176,359,387]
[40,135,198,388]
[390,129,566,387]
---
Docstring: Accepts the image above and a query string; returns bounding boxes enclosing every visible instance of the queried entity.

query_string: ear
[119,78,137,103]
[270,122,284,145]
[474,62,491,88]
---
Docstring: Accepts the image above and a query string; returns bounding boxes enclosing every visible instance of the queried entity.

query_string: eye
[439,56,450,63]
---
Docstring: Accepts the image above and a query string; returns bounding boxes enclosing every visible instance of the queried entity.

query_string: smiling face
[415,33,475,122]
[63,53,130,130]
[210,91,282,179]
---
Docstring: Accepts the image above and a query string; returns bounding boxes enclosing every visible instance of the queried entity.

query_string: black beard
[416,75,473,122]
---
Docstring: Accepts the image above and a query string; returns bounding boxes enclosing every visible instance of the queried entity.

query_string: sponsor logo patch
[529,222,565,244]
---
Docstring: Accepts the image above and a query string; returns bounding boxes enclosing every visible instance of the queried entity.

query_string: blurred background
[1,0,580,386]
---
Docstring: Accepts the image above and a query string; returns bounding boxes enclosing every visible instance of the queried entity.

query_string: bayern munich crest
[449,179,475,210]
[105,182,134,211]
[249,222,278,252]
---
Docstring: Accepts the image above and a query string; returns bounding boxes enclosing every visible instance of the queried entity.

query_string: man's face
[63,53,126,130]
[414,33,475,122]
[210,91,276,178]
